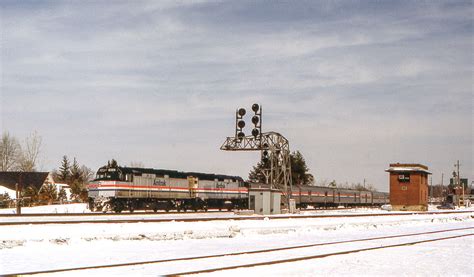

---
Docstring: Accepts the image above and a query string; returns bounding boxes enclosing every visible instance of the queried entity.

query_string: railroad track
[0,210,229,217]
[1,210,472,226]
[0,208,464,217]
[0,206,351,217]
[9,226,473,276]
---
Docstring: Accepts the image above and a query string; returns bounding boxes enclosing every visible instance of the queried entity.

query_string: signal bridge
[220,104,292,207]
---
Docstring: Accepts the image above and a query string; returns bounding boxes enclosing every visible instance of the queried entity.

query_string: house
[0,172,50,200]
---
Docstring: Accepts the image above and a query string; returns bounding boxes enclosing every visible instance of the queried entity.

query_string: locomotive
[87,161,389,213]
[87,161,247,213]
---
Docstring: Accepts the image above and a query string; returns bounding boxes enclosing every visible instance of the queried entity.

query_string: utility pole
[15,173,22,215]
[455,160,464,206]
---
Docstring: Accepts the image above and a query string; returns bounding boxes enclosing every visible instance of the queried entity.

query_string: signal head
[238,108,246,117]
[252,103,259,113]
[251,115,259,125]
[237,120,246,129]
[252,128,260,137]
[237,132,245,139]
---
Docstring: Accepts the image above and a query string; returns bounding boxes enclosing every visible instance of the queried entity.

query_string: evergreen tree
[39,184,57,205]
[248,150,314,186]
[70,157,82,183]
[58,188,67,203]
[70,180,83,202]
[0,192,12,208]
[58,155,71,183]
[290,151,314,186]
[22,186,39,206]
[248,160,271,183]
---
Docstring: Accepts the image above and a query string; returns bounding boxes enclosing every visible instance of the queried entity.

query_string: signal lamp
[252,104,259,113]
[238,108,246,117]
[252,115,259,125]
[237,120,245,129]
[237,132,245,139]
[252,128,259,137]
[263,143,269,148]
[263,150,268,156]
[262,157,269,163]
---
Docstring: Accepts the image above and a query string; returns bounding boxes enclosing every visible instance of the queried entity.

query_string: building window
[398,173,410,183]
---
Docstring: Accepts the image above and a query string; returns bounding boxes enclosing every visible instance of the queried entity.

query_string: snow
[0,203,89,214]
[0,186,16,199]
[202,235,474,276]
[0,206,473,276]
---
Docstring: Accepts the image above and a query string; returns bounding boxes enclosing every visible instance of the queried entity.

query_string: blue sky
[0,1,472,191]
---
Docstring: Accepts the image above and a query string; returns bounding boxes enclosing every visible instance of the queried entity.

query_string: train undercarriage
[89,197,248,213]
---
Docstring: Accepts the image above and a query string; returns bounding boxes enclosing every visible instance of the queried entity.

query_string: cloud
[0,1,472,190]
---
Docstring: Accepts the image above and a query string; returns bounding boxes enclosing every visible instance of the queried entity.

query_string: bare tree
[80,165,94,183]
[0,132,20,171]
[17,131,42,171]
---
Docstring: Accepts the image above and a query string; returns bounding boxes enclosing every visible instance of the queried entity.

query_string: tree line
[248,151,315,187]
[47,155,93,203]
[248,150,378,192]
[0,131,94,206]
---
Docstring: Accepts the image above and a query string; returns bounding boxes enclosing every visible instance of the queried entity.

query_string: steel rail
[172,233,474,276]
[0,210,472,226]
[7,226,474,276]
[0,210,229,217]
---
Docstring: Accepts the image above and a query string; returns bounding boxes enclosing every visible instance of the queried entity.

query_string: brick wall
[390,172,428,206]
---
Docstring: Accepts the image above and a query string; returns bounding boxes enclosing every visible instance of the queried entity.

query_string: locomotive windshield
[95,167,121,181]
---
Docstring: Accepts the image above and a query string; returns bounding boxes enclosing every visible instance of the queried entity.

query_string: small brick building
[386,163,431,211]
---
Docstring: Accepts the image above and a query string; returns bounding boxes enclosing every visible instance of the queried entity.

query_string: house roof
[0,172,49,191]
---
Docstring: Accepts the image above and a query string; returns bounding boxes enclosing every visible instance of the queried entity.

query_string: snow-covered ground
[0,203,89,214]
[0,205,473,276]
[0,203,460,215]
[0,186,16,200]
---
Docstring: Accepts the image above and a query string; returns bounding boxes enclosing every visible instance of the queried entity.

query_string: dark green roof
[0,172,49,191]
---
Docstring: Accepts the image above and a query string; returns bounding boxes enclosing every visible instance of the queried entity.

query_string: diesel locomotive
[87,161,388,213]
[87,161,247,213]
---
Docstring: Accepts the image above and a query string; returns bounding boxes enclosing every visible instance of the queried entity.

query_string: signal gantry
[220,104,292,206]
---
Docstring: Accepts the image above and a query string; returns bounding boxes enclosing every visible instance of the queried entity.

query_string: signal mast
[220,104,293,207]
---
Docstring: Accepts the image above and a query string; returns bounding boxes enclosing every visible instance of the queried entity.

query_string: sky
[0,0,472,192]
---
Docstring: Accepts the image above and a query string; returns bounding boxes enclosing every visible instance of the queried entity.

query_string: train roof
[296,184,388,195]
[108,166,243,182]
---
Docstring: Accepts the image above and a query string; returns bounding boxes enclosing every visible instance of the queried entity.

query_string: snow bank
[0,203,89,214]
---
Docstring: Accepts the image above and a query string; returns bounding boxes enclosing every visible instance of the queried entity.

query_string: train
[292,185,389,208]
[87,161,389,213]
[87,161,248,213]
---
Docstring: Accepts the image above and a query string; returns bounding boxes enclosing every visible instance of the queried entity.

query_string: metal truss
[220,131,292,205]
